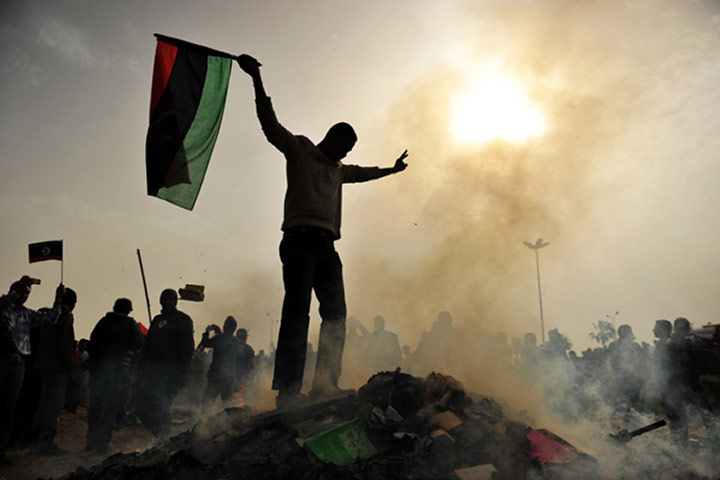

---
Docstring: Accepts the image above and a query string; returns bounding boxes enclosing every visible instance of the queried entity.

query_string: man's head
[548,328,561,342]
[61,288,77,312]
[524,332,537,348]
[223,315,237,335]
[437,311,452,328]
[654,319,672,340]
[113,298,133,315]
[160,289,178,310]
[618,324,634,341]
[9,280,31,307]
[373,315,385,331]
[236,328,248,342]
[674,317,691,337]
[318,122,357,161]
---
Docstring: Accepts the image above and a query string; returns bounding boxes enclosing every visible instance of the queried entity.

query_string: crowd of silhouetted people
[0,276,259,465]
[3,273,720,465]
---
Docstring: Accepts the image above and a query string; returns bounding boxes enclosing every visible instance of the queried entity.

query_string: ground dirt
[1,407,172,480]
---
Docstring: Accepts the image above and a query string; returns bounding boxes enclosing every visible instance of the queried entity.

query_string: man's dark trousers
[273,227,347,394]
[0,359,24,452]
[87,362,126,450]
[32,370,70,443]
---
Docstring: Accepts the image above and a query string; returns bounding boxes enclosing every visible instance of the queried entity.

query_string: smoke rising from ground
[340,0,719,360]
[328,4,720,475]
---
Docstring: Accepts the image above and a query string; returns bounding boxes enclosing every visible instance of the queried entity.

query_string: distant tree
[589,319,616,348]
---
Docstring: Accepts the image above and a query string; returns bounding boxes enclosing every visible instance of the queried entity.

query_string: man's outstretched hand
[393,150,409,173]
[237,54,262,78]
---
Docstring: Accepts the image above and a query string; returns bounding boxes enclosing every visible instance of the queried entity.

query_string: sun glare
[450,66,546,145]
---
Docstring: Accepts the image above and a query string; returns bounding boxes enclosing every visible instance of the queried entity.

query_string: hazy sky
[2,0,720,354]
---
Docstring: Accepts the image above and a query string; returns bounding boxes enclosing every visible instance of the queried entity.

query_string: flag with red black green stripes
[146,34,233,210]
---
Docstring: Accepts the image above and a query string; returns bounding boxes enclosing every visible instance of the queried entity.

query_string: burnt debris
[54,371,594,480]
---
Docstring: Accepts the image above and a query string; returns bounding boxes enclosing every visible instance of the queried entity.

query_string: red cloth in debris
[527,430,579,464]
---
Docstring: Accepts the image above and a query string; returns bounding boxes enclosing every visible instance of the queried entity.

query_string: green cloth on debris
[296,419,378,466]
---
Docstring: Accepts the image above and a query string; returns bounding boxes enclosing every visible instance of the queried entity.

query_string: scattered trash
[178,284,204,302]
[608,419,667,444]
[296,419,378,466]
[527,429,580,464]
[54,370,597,480]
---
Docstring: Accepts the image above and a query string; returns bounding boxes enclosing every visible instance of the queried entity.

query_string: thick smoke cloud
[341,0,720,358]
[332,5,720,474]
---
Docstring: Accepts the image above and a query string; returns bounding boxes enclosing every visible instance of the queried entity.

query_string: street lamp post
[523,238,550,344]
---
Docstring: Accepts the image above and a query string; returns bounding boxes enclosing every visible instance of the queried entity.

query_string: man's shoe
[308,385,355,401]
[35,441,69,456]
[275,391,309,410]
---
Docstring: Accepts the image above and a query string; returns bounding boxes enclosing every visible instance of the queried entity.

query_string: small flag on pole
[138,322,148,336]
[145,33,233,210]
[29,240,63,263]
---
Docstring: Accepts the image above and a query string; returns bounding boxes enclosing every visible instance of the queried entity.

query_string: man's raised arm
[237,54,300,158]
[342,149,409,184]
[237,54,266,99]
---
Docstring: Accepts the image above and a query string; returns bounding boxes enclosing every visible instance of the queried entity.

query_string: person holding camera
[0,275,64,464]
[199,316,239,409]
[0,308,21,465]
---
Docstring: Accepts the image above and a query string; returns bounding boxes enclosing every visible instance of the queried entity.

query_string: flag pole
[60,239,64,284]
[136,249,153,325]
[153,33,241,60]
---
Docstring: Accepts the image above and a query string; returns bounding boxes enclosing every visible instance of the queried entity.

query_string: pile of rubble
[55,371,599,480]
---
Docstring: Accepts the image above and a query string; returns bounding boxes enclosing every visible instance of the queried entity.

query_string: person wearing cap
[86,298,144,454]
[199,316,239,409]
[237,54,408,408]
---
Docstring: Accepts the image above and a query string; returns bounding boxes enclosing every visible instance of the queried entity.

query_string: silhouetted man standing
[32,288,77,456]
[366,315,403,373]
[199,316,239,408]
[664,317,719,452]
[235,328,255,391]
[0,307,21,465]
[0,276,64,464]
[237,54,408,408]
[86,298,143,453]
[608,324,646,415]
[133,289,194,437]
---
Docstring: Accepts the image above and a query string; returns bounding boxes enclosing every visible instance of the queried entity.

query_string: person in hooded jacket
[86,298,143,453]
